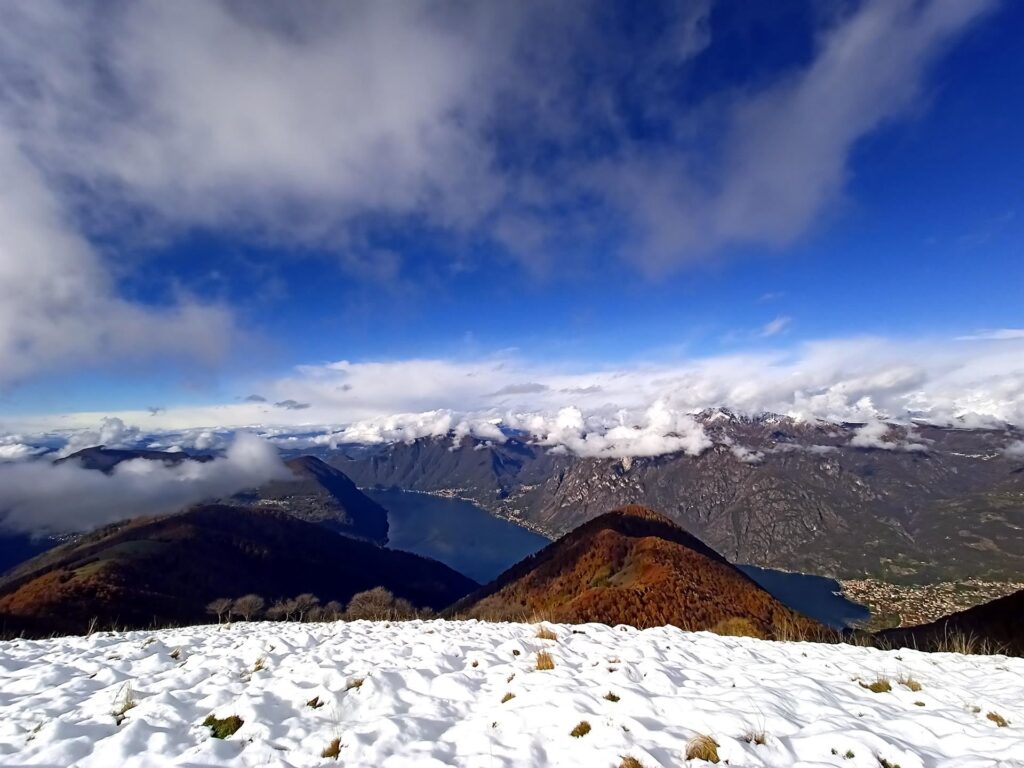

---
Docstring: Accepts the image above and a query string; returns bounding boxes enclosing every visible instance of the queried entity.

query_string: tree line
[205,587,431,624]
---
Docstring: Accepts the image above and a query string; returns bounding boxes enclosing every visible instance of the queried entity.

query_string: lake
[369,488,870,628]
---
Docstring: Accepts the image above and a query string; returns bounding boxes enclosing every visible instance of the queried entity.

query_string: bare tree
[232,594,265,621]
[322,600,345,621]
[206,597,232,624]
[346,587,398,620]
[293,593,320,621]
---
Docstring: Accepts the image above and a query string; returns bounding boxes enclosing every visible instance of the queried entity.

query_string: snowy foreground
[0,621,1022,767]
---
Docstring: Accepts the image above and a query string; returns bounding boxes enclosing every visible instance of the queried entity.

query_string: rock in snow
[0,620,1021,767]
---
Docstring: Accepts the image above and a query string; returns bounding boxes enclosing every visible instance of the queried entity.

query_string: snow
[0,621,1021,767]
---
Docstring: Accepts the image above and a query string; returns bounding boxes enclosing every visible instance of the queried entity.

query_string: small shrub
[860,677,892,693]
[203,714,243,739]
[536,626,558,641]
[322,737,341,759]
[620,758,644,768]
[987,711,1009,727]
[570,720,591,738]
[604,691,620,702]
[253,656,266,673]
[685,734,720,763]
[306,695,324,709]
[346,677,364,690]
[878,759,901,768]
[501,692,515,703]
[536,651,555,670]
[169,648,181,660]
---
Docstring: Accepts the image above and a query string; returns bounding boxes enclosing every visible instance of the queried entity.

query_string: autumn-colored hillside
[450,505,828,639]
[0,505,475,637]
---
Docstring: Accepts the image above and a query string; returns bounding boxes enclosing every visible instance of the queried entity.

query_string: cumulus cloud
[0,433,291,535]
[56,417,140,458]
[0,0,994,291]
[0,132,234,385]
[849,419,927,452]
[1005,440,1024,460]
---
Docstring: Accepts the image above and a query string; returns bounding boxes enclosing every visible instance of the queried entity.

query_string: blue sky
[0,0,1022,432]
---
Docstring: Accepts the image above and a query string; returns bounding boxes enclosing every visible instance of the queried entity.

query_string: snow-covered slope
[0,620,1021,767]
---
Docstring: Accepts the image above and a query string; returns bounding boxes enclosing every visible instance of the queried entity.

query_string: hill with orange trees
[449,505,828,639]
[879,588,1024,655]
[0,504,475,637]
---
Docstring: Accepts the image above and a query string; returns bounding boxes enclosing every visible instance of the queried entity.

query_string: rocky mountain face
[449,505,827,639]
[0,504,476,636]
[329,413,1024,583]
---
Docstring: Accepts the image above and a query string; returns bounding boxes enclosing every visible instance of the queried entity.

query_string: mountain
[231,455,389,544]
[56,445,214,472]
[0,504,476,637]
[56,448,389,545]
[880,588,1024,655]
[449,505,828,639]
[330,419,1024,583]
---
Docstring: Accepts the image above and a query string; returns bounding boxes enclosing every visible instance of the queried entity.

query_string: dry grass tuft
[604,691,620,702]
[306,695,324,709]
[112,682,136,725]
[321,737,341,759]
[898,674,921,692]
[202,714,243,739]
[536,651,555,671]
[570,720,591,738]
[535,625,558,641]
[987,711,1009,727]
[346,677,364,691]
[620,758,644,768]
[501,692,515,704]
[252,656,266,673]
[860,676,892,693]
[744,729,767,746]
[685,734,720,763]
[169,648,181,660]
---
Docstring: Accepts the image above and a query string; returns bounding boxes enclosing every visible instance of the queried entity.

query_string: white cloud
[1005,440,1024,460]
[0,130,234,385]
[0,0,994,288]
[956,329,1024,341]
[759,316,792,338]
[849,419,927,452]
[0,433,291,534]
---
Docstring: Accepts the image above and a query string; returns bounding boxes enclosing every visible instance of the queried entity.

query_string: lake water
[368,488,870,628]
[366,489,550,584]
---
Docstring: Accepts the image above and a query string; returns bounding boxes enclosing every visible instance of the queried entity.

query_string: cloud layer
[0,434,290,535]
[0,1,996,384]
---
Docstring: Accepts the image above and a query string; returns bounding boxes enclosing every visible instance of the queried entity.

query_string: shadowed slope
[0,504,475,636]
[450,505,828,639]
[880,588,1024,655]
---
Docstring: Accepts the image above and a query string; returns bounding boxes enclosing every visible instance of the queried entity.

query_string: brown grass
[744,729,767,746]
[570,720,591,738]
[604,691,620,702]
[620,758,644,768]
[536,651,555,670]
[321,737,341,759]
[897,674,921,692]
[535,625,558,641]
[711,617,767,639]
[987,711,1009,727]
[306,695,324,709]
[346,677,364,690]
[501,692,515,703]
[860,677,892,693]
[685,734,720,763]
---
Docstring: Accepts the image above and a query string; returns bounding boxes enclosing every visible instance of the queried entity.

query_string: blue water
[369,489,870,627]
[739,564,870,629]
[366,489,550,584]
